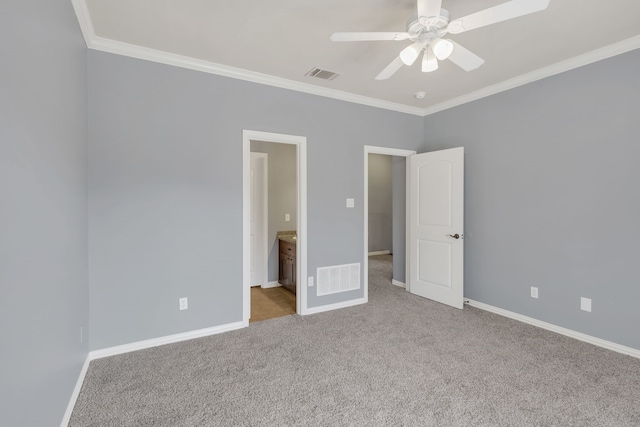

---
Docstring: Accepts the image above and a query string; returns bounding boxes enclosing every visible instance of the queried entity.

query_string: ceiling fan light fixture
[422,46,438,72]
[400,43,422,66]
[433,39,454,60]
[332,0,550,80]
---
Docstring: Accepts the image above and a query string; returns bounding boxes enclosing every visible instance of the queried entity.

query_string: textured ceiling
[83,0,640,112]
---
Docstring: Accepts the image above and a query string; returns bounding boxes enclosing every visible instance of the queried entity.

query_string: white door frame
[243,130,308,326]
[250,152,268,288]
[363,145,416,301]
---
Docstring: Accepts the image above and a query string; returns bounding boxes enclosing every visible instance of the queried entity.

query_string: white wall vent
[317,263,360,296]
[305,67,339,81]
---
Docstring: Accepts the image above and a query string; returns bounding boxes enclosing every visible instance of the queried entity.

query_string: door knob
[447,233,460,239]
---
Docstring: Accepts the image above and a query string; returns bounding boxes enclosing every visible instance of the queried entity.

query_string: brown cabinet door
[284,256,296,295]
[279,253,285,283]
[278,240,296,294]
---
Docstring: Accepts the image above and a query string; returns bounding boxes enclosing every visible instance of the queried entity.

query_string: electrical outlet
[580,297,592,312]
[285,213,290,221]
[531,286,538,299]
[308,276,314,287]
[346,198,355,208]
[179,297,188,310]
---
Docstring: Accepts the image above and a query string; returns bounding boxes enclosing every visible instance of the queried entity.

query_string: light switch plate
[346,198,355,208]
[285,213,290,221]
[580,297,591,312]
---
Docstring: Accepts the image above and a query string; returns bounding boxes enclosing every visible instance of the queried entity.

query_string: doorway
[250,141,296,322]
[242,130,308,326]
[364,145,465,309]
[363,146,416,300]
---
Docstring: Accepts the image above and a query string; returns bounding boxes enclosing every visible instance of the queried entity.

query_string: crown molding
[70,1,423,116]
[71,0,640,118]
[87,36,424,116]
[421,35,640,116]
[71,0,94,47]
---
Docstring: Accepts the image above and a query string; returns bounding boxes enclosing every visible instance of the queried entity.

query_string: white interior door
[408,147,464,309]
[250,153,267,288]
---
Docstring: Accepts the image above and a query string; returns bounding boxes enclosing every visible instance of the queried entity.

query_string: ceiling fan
[330,0,551,80]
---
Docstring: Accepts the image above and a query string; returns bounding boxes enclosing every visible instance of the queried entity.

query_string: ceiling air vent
[306,67,339,81]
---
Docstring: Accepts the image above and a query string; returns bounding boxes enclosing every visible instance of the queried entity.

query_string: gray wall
[368,154,393,252]
[423,48,640,349]
[392,157,407,283]
[2,5,637,422]
[251,141,297,283]
[88,51,424,350]
[0,1,89,426]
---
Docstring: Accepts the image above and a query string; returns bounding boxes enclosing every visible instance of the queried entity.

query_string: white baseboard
[62,320,246,424]
[261,281,281,289]
[368,250,391,256]
[89,321,245,360]
[391,279,405,288]
[466,299,640,359]
[303,297,367,315]
[59,355,91,427]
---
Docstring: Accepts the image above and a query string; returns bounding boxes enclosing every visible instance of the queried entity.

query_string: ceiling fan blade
[330,32,410,42]
[447,0,550,34]
[375,56,405,80]
[447,41,485,71]
[417,0,442,19]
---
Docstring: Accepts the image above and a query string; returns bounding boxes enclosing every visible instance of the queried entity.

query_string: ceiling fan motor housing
[407,8,451,44]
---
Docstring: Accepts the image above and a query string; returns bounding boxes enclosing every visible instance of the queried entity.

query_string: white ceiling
[80,0,640,114]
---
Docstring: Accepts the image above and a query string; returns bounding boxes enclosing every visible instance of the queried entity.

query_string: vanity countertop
[277,230,297,243]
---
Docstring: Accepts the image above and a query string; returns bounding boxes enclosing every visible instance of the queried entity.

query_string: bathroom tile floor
[250,286,296,323]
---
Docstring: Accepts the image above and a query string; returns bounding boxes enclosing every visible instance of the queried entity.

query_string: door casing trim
[243,130,307,324]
